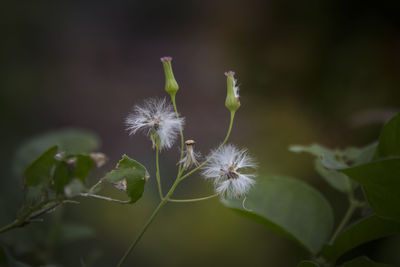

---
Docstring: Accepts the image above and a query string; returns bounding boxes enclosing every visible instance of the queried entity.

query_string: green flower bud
[224,71,240,112]
[161,56,179,96]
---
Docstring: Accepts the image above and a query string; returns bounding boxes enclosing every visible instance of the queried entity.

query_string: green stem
[171,94,185,173]
[0,199,61,234]
[117,200,167,267]
[329,178,363,244]
[88,179,103,193]
[179,111,235,181]
[155,149,164,199]
[329,200,357,244]
[168,193,219,203]
[79,193,130,204]
[0,220,20,234]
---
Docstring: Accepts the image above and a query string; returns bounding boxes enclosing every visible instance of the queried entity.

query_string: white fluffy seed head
[125,98,184,150]
[202,144,257,198]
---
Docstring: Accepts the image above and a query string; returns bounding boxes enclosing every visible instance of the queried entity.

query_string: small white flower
[178,140,200,170]
[125,98,184,150]
[202,144,257,198]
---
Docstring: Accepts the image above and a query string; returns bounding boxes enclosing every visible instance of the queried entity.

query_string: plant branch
[79,193,130,204]
[117,199,167,267]
[168,193,219,203]
[171,94,185,173]
[155,149,164,199]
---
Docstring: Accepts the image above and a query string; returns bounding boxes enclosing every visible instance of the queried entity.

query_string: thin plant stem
[79,193,130,204]
[88,179,103,193]
[329,200,358,243]
[117,200,167,267]
[179,111,235,181]
[171,94,185,173]
[0,220,20,234]
[329,179,362,244]
[155,149,164,199]
[0,198,62,234]
[168,193,219,203]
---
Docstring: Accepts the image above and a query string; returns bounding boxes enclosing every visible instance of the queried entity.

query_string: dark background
[1,0,399,266]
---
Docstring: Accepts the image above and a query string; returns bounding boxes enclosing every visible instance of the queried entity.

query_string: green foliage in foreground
[1,116,400,266]
[222,113,400,266]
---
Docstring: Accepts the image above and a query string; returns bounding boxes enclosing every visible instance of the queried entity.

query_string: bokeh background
[1,0,399,266]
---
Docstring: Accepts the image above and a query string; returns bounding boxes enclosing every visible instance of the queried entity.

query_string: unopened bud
[161,57,179,96]
[224,71,240,112]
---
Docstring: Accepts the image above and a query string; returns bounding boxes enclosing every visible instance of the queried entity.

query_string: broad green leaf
[340,256,393,267]
[297,261,320,267]
[375,112,400,158]
[68,155,95,182]
[64,179,86,198]
[104,155,149,203]
[341,159,400,222]
[13,128,100,175]
[24,146,58,186]
[322,215,400,262]
[314,160,349,193]
[221,175,334,254]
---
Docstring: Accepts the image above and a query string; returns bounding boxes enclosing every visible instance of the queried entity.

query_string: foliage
[1,58,399,266]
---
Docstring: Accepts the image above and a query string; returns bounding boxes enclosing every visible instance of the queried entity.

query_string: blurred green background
[1,0,399,266]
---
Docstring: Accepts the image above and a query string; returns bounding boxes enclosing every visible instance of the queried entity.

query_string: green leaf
[375,112,400,158]
[340,256,394,267]
[104,155,149,203]
[322,215,400,262]
[13,128,100,175]
[68,155,95,182]
[290,143,377,193]
[53,161,70,194]
[24,146,58,186]
[221,175,334,254]
[314,160,349,193]
[297,261,320,267]
[341,159,400,222]
[289,144,347,169]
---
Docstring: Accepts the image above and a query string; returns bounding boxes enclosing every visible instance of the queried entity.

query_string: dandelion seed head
[125,98,184,150]
[202,144,257,198]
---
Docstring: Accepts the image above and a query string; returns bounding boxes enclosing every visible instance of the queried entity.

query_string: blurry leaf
[68,155,95,182]
[314,160,349,193]
[24,146,57,186]
[352,143,378,165]
[58,223,95,243]
[221,175,334,254]
[341,159,400,222]
[322,215,400,262]
[13,128,100,175]
[53,162,69,194]
[290,143,377,170]
[375,112,400,158]
[297,261,320,267]
[340,256,393,267]
[64,179,86,198]
[104,155,148,203]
